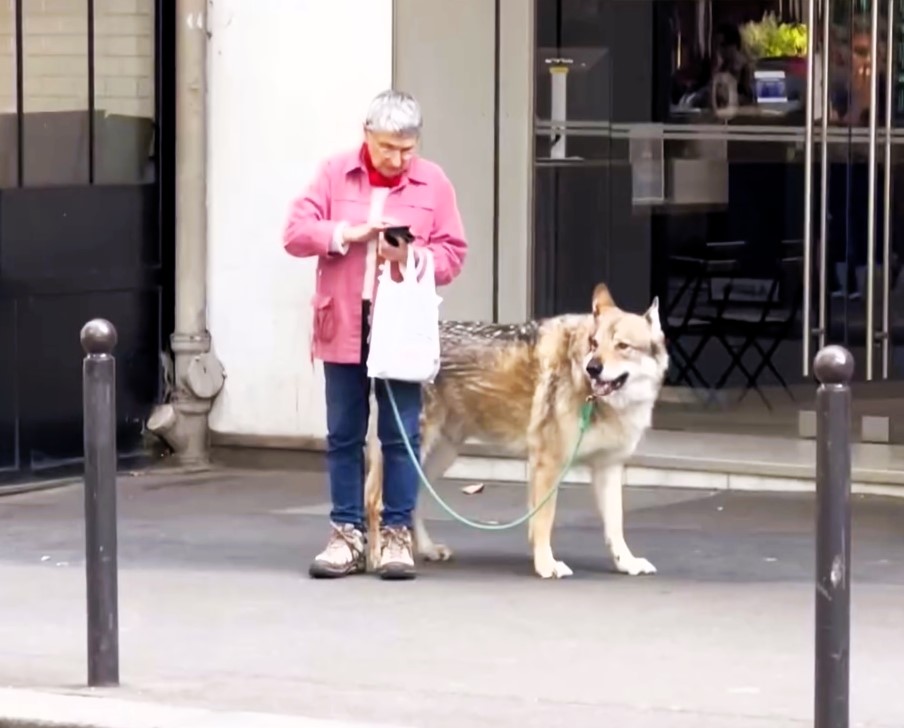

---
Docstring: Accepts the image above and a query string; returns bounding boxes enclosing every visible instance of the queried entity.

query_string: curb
[0,688,407,728]
[444,456,904,500]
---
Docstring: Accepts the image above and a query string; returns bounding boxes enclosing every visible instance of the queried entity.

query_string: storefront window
[533,0,904,440]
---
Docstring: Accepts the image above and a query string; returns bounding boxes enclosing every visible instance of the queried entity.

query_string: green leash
[384,381,594,531]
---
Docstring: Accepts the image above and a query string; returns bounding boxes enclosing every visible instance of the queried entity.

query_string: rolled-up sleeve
[283,160,344,259]
[425,173,468,286]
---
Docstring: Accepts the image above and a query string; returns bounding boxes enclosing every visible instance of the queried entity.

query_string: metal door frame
[802,0,896,380]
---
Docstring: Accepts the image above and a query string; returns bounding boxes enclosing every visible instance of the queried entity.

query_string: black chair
[662,240,747,404]
[702,239,803,409]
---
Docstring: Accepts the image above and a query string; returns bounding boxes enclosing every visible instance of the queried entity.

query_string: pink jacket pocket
[311,293,336,344]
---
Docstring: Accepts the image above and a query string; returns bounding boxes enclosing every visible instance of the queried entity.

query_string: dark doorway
[0,0,174,485]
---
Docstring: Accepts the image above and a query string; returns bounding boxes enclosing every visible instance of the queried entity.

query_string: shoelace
[327,526,362,559]
[381,528,410,560]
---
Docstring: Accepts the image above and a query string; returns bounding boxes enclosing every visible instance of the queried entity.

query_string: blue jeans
[323,362,421,531]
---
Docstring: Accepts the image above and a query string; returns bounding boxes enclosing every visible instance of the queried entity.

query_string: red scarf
[361,143,402,188]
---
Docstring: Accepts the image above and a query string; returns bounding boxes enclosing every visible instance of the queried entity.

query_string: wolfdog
[364,283,669,579]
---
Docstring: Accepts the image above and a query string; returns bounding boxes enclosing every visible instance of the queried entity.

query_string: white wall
[206,0,393,441]
[496,0,533,323]
[206,0,535,444]
[392,0,496,322]
[393,0,533,325]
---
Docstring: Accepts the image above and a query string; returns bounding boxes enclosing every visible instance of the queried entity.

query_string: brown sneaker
[309,522,366,579]
[377,526,417,580]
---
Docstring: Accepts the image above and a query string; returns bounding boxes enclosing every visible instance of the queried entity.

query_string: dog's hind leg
[591,463,656,576]
[412,427,460,563]
[527,447,571,579]
[363,395,383,571]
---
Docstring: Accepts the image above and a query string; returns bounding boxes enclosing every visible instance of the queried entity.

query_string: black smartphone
[383,225,414,247]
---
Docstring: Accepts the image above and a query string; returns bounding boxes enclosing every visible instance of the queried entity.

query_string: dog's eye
[616,342,631,351]
[588,338,598,350]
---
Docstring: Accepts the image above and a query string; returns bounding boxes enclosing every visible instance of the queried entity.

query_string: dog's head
[580,283,669,407]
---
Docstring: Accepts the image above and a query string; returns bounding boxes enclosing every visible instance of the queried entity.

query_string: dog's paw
[419,543,454,562]
[614,555,657,576]
[535,559,574,579]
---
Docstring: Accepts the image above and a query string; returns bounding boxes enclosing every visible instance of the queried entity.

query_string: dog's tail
[364,391,383,564]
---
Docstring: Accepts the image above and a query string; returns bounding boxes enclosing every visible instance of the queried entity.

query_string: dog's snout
[586,358,603,377]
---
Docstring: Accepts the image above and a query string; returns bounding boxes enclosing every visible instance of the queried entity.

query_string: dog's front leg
[591,463,656,576]
[528,454,572,579]
[413,513,451,562]
[412,431,459,563]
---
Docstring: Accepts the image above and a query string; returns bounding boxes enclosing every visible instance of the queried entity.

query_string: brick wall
[0,0,153,118]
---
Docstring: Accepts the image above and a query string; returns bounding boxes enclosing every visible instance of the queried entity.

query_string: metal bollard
[813,345,854,728]
[80,318,120,687]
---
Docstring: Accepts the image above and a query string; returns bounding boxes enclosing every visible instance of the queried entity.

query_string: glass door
[803,0,904,442]
[531,0,904,441]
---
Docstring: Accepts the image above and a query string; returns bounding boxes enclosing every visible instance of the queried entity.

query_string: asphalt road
[1,467,902,727]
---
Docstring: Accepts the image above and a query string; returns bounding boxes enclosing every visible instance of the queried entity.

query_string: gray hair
[364,89,423,137]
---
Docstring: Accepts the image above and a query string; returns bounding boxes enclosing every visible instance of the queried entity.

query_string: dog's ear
[592,283,616,317]
[644,296,663,338]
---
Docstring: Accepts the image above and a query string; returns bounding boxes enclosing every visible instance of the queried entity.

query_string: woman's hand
[378,235,409,265]
[341,222,388,245]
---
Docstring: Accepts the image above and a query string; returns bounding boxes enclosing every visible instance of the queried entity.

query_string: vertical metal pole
[813,344,854,728]
[881,0,896,378]
[865,0,881,380]
[803,0,817,376]
[81,318,120,688]
[87,0,96,184]
[818,0,831,351]
[14,0,24,187]
[166,0,217,466]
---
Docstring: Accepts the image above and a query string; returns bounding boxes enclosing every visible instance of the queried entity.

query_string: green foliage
[740,12,808,59]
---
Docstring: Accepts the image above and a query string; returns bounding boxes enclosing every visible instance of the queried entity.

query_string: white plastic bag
[366,246,442,383]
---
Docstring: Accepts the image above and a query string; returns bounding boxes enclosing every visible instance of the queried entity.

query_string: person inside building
[673,22,756,113]
[283,89,468,580]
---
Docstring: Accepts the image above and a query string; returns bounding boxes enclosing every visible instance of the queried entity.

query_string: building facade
[2,0,903,486]
[210,0,904,452]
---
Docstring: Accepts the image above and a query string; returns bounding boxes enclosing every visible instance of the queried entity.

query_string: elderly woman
[283,89,468,580]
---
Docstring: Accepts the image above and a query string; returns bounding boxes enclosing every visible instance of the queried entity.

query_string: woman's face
[364,130,418,177]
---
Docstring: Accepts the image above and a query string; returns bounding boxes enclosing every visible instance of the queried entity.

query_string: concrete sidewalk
[1,466,903,727]
[0,687,405,728]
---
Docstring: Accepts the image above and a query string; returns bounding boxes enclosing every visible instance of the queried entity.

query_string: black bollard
[80,318,120,687]
[813,345,854,728]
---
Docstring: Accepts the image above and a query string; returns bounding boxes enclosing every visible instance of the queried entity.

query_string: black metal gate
[0,0,174,485]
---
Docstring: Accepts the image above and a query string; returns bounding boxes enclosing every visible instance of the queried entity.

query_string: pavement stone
[0,466,903,727]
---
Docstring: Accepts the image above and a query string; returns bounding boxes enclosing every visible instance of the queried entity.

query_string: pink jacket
[283,147,468,364]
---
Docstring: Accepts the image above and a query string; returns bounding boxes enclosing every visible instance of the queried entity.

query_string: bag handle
[417,247,435,286]
[402,245,430,285]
